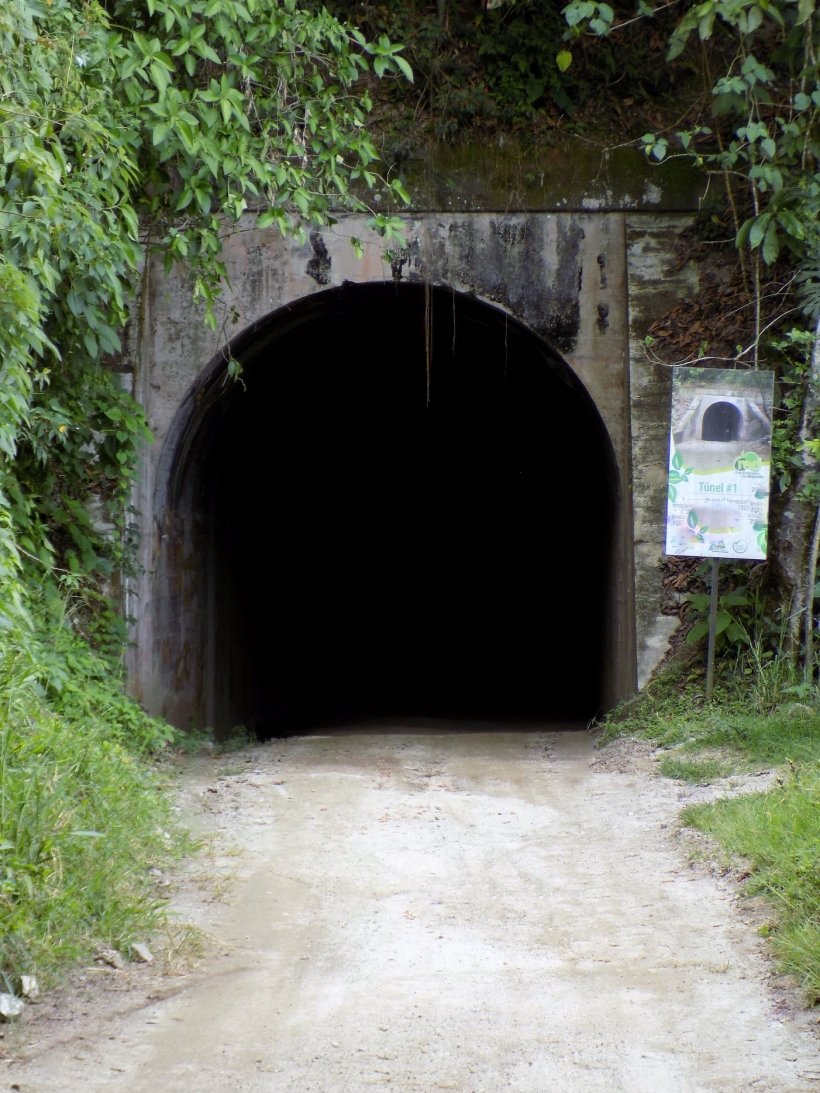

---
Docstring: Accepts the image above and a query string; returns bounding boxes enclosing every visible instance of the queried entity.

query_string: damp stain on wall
[306,232,332,285]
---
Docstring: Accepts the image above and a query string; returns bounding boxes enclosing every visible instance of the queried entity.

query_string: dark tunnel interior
[701,401,742,442]
[192,282,618,735]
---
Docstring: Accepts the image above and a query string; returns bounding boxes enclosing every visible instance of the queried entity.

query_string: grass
[657,755,730,783]
[0,612,192,993]
[682,767,820,1001]
[600,658,820,1003]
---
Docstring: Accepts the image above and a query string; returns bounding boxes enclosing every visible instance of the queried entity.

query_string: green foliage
[562,0,820,671]
[0,0,414,985]
[769,328,818,494]
[563,0,615,37]
[476,1,576,119]
[684,761,820,1001]
[0,0,410,642]
[563,0,820,290]
[322,0,669,141]
[596,661,706,742]
[657,703,820,762]
[671,562,790,670]
[45,624,179,756]
[685,584,752,647]
[110,0,410,250]
[600,665,820,1001]
[0,613,188,986]
[658,754,730,781]
[599,651,818,745]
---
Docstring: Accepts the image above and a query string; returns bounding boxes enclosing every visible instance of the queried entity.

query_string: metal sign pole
[705,558,721,701]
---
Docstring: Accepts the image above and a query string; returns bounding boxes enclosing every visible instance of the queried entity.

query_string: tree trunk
[805,500,820,680]
[774,313,820,659]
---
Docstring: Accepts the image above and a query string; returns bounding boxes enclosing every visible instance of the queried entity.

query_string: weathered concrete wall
[128,194,698,728]
[397,142,709,216]
[625,215,698,686]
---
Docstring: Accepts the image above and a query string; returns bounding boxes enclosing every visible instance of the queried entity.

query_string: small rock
[0,994,24,1021]
[97,948,125,970]
[131,943,154,965]
[787,703,814,718]
[20,975,39,999]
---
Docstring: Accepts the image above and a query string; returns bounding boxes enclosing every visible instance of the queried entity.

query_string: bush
[0,612,187,988]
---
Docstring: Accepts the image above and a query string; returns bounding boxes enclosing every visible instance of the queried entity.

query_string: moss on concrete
[384,139,709,214]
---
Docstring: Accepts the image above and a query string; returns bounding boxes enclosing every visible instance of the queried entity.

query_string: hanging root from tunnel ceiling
[424,278,433,407]
[505,310,508,383]
[452,286,456,356]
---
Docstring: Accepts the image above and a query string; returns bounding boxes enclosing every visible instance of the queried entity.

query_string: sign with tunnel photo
[665,367,774,560]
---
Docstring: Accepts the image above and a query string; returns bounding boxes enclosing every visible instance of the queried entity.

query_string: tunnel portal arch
[147,281,625,736]
[701,400,743,443]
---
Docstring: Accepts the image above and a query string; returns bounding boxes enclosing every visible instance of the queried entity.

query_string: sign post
[664,367,775,697]
[705,558,720,701]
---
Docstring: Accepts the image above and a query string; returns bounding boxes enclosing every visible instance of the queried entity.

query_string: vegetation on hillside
[0,600,187,991]
[0,0,411,990]
[322,0,689,147]
[558,0,820,667]
[0,0,411,632]
[1,0,820,995]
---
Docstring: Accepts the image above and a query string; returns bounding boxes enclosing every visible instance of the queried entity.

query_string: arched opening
[701,400,742,442]
[157,282,620,736]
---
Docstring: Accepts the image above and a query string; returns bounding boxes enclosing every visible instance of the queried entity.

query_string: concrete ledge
[393,141,710,214]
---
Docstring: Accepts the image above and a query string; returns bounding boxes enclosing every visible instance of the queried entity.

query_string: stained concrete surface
[10,729,820,1091]
[130,212,640,729]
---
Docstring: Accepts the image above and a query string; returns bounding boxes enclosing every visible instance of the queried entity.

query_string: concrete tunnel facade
[124,203,703,736]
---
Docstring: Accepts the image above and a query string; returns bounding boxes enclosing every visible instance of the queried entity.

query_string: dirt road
[9,729,820,1091]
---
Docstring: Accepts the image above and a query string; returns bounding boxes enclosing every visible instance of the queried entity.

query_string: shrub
[0,612,187,987]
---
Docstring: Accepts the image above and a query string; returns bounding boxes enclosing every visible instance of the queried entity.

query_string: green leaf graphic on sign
[687,510,699,529]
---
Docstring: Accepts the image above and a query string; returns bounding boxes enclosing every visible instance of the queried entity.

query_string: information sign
[665,367,774,561]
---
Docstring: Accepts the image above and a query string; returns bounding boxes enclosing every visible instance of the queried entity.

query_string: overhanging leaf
[687,618,710,643]
[797,0,815,24]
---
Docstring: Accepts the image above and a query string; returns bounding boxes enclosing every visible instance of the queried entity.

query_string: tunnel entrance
[701,401,742,442]
[163,282,619,736]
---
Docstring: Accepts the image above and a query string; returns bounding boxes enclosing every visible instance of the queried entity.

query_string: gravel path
[9,728,820,1091]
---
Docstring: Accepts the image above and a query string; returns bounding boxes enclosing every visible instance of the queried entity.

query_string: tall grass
[600,654,820,765]
[683,766,820,1001]
[0,614,188,989]
[599,657,820,1003]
